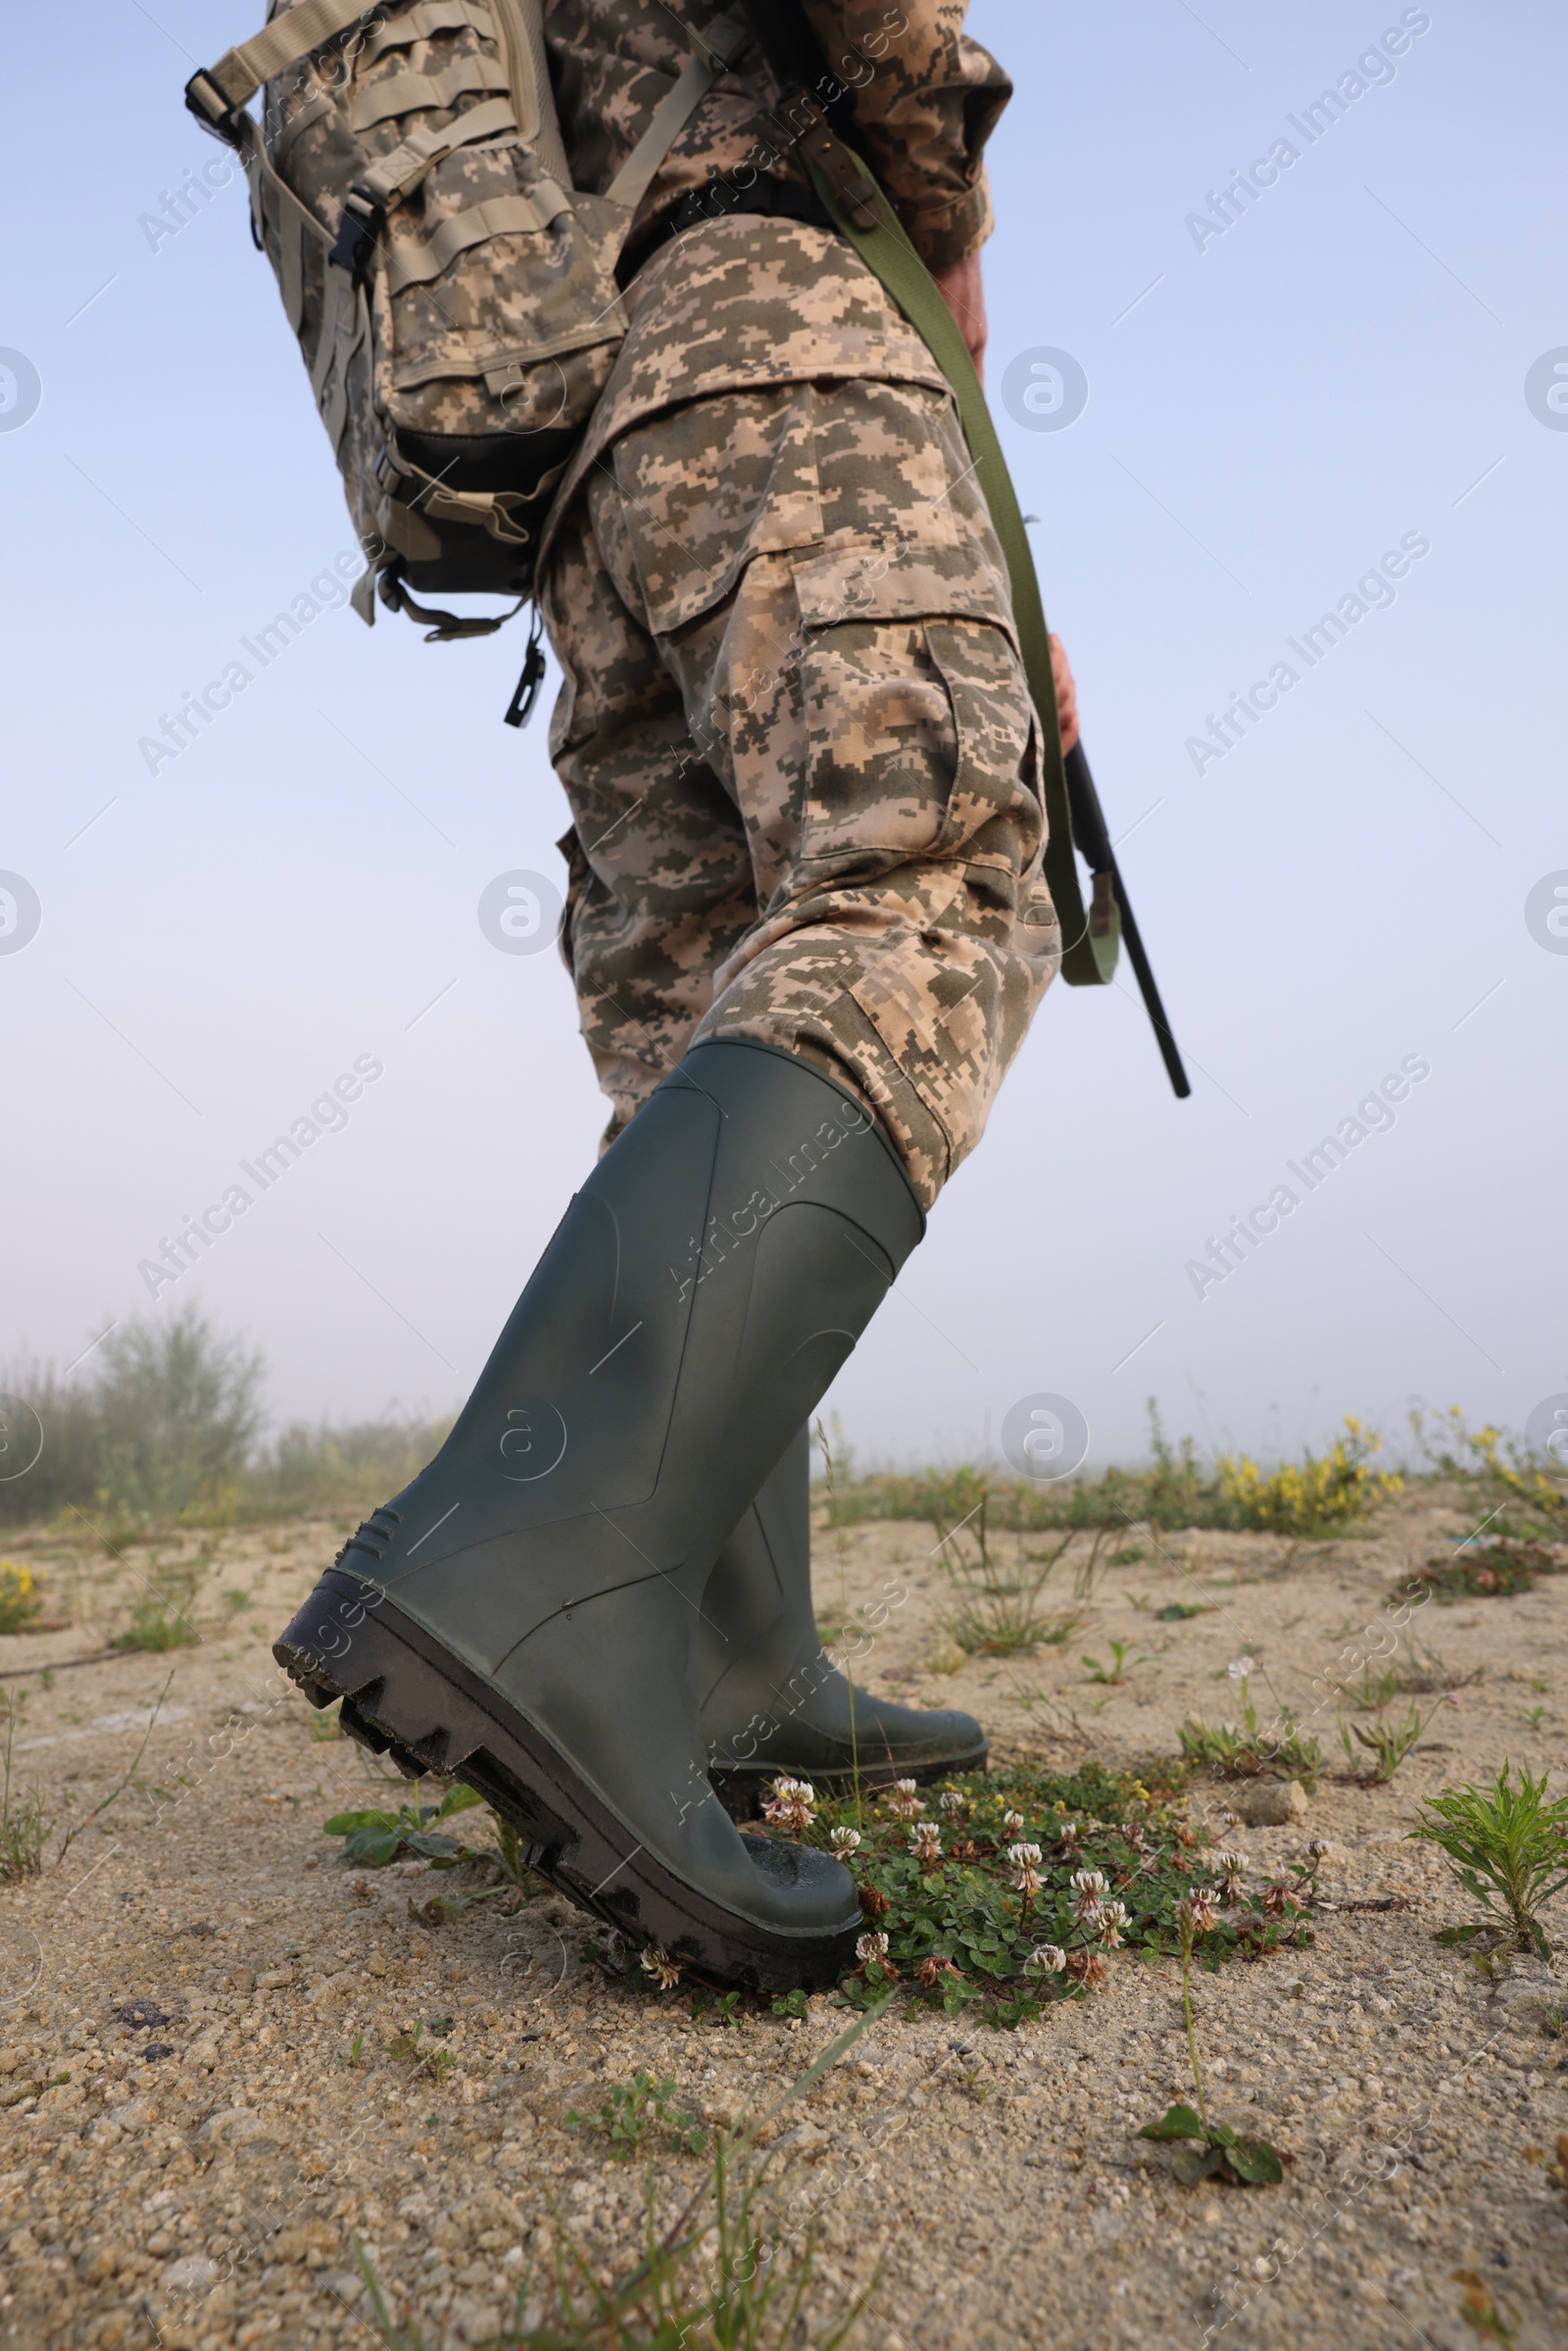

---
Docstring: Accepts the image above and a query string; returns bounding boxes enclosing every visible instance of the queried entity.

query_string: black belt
[616,174,832,288]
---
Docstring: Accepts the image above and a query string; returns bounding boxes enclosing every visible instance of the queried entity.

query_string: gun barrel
[1063,744,1191,1100]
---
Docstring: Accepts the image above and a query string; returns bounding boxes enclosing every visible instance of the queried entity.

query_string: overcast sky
[1,1,1563,1477]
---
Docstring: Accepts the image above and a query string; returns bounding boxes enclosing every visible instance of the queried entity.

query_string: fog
[2,0,1562,1475]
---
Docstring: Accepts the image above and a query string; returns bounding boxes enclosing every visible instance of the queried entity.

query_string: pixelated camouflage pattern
[538,305,1059,1207]
[538,214,947,562]
[545,0,1007,270]
[262,2,626,454]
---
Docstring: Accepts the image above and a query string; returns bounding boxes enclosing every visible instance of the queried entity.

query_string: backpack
[186,0,747,716]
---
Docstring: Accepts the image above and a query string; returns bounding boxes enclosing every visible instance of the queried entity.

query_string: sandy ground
[0,1488,1565,2351]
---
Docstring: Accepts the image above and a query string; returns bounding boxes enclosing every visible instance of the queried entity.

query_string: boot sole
[710,1742,990,1822]
[274,1569,859,1993]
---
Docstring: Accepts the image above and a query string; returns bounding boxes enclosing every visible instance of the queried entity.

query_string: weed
[0,1563,43,1635]
[1525,2132,1568,2208]
[1411,1762,1568,1957]
[0,1702,48,1885]
[386,2020,455,2083]
[112,1564,200,1652]
[1398,1537,1564,1605]
[1338,1660,1402,1711]
[1154,1600,1209,1622]
[1339,1703,1425,1785]
[1413,1406,1567,1541]
[755,1760,1310,2030]
[1082,1640,1154,1687]
[932,1484,1102,1657]
[568,2070,707,2160]
[1525,1707,1549,1731]
[2,1678,172,1882]
[360,2093,870,2348]
[1453,2269,1517,2348]
[1178,1667,1322,1788]
[1213,1418,1401,1537]
[1140,1894,1286,2185]
[1396,1639,1478,1696]
[691,1988,744,2029]
[824,1403,1402,1541]
[1114,1544,1147,1566]
[322,1781,484,1866]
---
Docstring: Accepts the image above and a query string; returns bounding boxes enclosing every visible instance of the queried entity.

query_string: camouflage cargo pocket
[789,539,1038,888]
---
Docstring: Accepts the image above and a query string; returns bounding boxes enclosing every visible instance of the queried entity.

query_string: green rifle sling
[800,144,1117,987]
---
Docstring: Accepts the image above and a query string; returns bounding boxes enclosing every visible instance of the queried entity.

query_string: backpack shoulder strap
[188,0,376,136]
[603,6,752,217]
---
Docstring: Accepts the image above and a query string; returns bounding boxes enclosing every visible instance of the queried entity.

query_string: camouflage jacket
[543,0,1010,271]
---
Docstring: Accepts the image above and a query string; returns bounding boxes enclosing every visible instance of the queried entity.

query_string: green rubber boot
[699,1429,987,1811]
[274,1041,923,1988]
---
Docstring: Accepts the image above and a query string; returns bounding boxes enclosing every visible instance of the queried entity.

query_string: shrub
[0,1562,42,1634]
[821,1406,1401,1541]
[1213,1418,1401,1536]
[1410,1762,1568,1959]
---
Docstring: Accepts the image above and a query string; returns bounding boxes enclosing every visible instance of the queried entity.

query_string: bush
[822,1406,1402,1541]
[0,1308,446,1532]
[1212,1417,1402,1536]
[0,1306,262,1527]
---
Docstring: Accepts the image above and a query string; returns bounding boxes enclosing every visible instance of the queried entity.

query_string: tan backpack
[187,0,746,715]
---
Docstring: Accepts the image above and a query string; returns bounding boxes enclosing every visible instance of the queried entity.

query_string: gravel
[0,1495,1564,2348]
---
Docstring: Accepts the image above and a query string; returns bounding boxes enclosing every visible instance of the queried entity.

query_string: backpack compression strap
[187,0,378,141]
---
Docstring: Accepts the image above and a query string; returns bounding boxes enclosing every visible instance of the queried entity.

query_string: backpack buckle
[184,70,246,151]
[329,187,385,283]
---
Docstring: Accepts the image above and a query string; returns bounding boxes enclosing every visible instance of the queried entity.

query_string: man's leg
[541,494,757,1144]
[546,374,1057,1799]
[578,372,1062,1211]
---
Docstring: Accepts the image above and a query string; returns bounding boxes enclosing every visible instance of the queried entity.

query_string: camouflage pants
[537,374,1060,1208]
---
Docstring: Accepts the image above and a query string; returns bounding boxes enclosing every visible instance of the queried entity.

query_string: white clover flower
[1227,1654,1257,1681]
[1003,1807,1026,1836]
[1097,1900,1130,1949]
[909,1821,943,1866]
[639,1944,682,1990]
[829,1825,862,1855]
[1182,1887,1219,1935]
[1307,1837,1331,1859]
[856,1931,889,1966]
[1214,1848,1246,1898]
[1069,1866,1107,1925]
[761,1777,816,1836]
[889,1777,925,1820]
[1029,1942,1067,1975]
[939,1790,967,1818]
[1006,1840,1043,1898]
